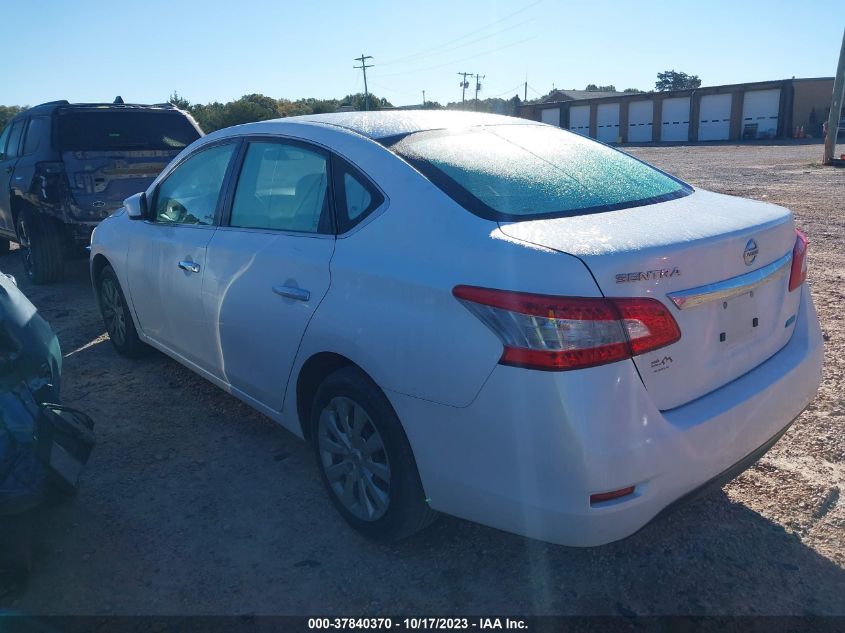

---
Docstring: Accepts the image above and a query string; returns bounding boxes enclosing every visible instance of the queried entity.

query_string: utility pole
[458,72,472,108]
[422,90,426,107]
[823,28,845,165]
[473,73,485,111]
[354,54,374,111]
[524,74,528,101]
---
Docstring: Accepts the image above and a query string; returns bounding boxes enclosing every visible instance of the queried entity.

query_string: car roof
[261,110,536,141]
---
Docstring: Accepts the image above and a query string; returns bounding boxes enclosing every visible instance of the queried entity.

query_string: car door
[125,141,238,374]
[202,138,335,412]
[0,119,26,234]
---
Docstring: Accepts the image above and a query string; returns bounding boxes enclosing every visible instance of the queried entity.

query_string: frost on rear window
[390,125,691,219]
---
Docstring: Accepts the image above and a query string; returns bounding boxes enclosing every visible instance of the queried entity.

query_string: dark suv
[0,99,202,283]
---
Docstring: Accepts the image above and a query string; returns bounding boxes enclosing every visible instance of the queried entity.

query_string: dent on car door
[203,139,336,412]
[125,141,237,372]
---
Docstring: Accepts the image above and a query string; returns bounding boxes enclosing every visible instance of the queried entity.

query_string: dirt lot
[1,142,843,616]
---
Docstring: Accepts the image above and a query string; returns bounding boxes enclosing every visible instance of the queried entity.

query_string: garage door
[627,100,653,142]
[661,97,690,141]
[568,105,590,136]
[742,89,780,139]
[541,107,560,126]
[698,93,732,141]
[596,103,620,143]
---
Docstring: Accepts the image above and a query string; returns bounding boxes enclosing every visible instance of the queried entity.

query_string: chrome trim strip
[667,252,792,310]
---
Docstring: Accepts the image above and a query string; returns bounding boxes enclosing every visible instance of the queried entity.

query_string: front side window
[5,120,26,160]
[230,141,330,233]
[387,124,692,220]
[0,126,10,160]
[154,143,235,225]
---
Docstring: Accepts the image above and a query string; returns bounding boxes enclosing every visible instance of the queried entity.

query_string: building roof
[543,89,631,102]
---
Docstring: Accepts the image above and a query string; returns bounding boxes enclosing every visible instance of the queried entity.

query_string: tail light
[453,286,681,371]
[788,229,808,292]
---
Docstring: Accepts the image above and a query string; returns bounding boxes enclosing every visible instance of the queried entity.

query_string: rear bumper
[389,285,823,546]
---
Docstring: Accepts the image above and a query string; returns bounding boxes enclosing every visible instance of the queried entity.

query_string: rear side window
[331,156,384,233]
[388,125,691,221]
[23,116,49,155]
[57,110,200,151]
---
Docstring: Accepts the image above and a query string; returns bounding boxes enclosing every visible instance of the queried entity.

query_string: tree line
[0,71,699,134]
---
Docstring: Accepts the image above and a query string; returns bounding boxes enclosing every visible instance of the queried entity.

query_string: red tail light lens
[788,229,808,292]
[453,286,681,371]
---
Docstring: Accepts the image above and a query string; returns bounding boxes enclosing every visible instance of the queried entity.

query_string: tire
[0,240,9,256]
[311,366,437,542]
[16,209,64,284]
[96,264,146,357]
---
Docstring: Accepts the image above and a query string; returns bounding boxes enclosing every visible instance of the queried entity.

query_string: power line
[378,0,541,67]
[378,36,536,78]
[379,17,534,68]
[353,54,374,111]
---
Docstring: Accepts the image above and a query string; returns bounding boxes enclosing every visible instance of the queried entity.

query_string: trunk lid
[61,150,177,217]
[499,189,801,410]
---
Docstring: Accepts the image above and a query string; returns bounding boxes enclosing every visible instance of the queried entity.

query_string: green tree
[623,88,642,93]
[585,84,616,92]
[0,105,25,132]
[655,70,701,92]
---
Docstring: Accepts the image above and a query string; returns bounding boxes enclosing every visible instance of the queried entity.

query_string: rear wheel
[16,210,64,284]
[97,264,145,357]
[311,367,437,541]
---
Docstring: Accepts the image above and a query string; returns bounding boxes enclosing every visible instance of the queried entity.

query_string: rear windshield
[387,125,692,220]
[57,110,200,151]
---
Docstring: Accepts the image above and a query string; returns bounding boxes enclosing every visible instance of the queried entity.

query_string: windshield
[57,110,200,151]
[388,124,692,220]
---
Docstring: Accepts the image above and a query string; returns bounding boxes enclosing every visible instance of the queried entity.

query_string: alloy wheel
[317,396,391,521]
[100,277,127,346]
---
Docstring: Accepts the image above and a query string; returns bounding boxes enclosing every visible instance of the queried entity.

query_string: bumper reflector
[590,486,635,505]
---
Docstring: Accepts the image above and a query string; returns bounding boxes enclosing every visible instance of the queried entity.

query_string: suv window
[154,143,235,226]
[5,120,26,159]
[230,141,330,233]
[23,116,49,155]
[0,125,10,160]
[332,157,384,233]
[57,110,200,151]
[387,124,692,221]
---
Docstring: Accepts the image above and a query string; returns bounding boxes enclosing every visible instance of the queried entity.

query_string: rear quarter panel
[286,132,603,423]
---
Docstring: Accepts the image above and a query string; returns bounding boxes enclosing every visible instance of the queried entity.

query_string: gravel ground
[1,141,843,616]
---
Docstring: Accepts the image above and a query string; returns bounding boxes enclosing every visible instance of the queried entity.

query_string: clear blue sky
[2,0,841,107]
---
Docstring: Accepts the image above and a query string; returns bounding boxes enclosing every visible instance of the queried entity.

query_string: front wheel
[311,367,437,541]
[96,264,146,357]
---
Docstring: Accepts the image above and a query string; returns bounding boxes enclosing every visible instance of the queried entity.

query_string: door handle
[272,285,310,302]
[4,167,12,174]
[178,260,201,274]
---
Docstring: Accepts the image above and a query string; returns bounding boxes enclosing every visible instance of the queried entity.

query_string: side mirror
[124,192,147,220]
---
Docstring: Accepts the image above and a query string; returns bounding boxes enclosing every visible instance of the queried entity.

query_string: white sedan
[90,111,823,546]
